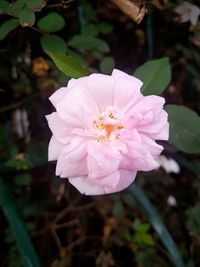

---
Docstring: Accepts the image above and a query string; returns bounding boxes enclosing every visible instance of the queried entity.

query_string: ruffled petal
[87,141,122,179]
[56,84,99,126]
[46,112,73,144]
[86,73,115,112]
[48,136,63,161]
[56,137,88,177]
[105,169,137,194]
[69,176,105,195]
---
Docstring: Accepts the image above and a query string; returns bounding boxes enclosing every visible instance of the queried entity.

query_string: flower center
[186,7,192,13]
[93,106,123,142]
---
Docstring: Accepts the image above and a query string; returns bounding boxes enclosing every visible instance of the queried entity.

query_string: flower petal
[69,176,105,195]
[56,137,88,177]
[87,141,122,179]
[105,169,137,193]
[48,136,63,161]
[86,73,115,112]
[56,84,99,125]
[46,112,73,144]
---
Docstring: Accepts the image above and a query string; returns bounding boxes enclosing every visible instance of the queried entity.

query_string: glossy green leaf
[100,57,115,74]
[41,35,67,54]
[129,184,186,267]
[37,12,65,33]
[18,7,35,27]
[49,52,89,78]
[0,176,41,267]
[165,105,200,153]
[0,19,19,40]
[134,57,171,95]
[68,35,109,52]
[25,0,46,11]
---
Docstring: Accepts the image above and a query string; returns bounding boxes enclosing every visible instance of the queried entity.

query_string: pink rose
[46,69,169,195]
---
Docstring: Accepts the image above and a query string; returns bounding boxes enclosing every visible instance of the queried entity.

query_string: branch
[110,0,147,24]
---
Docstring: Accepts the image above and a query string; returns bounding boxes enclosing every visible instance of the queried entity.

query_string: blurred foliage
[0,0,200,267]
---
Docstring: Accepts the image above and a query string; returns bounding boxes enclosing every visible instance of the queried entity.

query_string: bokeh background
[0,0,200,266]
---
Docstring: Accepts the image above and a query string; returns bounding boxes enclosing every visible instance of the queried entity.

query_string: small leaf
[49,52,90,78]
[41,35,67,54]
[165,105,200,153]
[0,18,19,40]
[68,35,110,52]
[134,57,171,95]
[37,12,65,33]
[18,7,35,27]
[25,0,46,11]
[100,57,115,74]
[81,24,99,37]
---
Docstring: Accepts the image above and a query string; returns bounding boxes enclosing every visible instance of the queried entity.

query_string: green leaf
[49,52,90,78]
[99,22,113,34]
[18,7,35,27]
[41,35,67,54]
[81,24,99,37]
[0,19,19,40]
[0,177,41,267]
[37,12,65,33]
[0,0,10,14]
[68,35,110,52]
[165,105,200,153]
[134,57,171,95]
[100,57,115,74]
[129,184,186,267]
[25,0,46,11]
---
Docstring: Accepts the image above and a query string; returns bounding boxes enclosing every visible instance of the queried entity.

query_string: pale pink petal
[105,169,137,194]
[140,134,163,156]
[46,112,72,144]
[69,176,105,195]
[89,171,120,187]
[56,84,99,125]
[127,95,165,116]
[56,137,88,177]
[113,76,142,110]
[86,73,115,111]
[49,87,67,107]
[87,141,121,179]
[48,136,63,161]
[120,141,159,171]
[112,69,143,88]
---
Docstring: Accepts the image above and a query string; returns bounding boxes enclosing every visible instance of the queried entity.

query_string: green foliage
[18,7,35,27]
[41,35,67,54]
[0,177,41,267]
[100,57,115,74]
[25,0,46,12]
[134,57,171,95]
[68,35,110,52]
[186,205,200,236]
[49,52,89,78]
[0,18,19,40]
[37,12,65,33]
[129,184,186,267]
[165,105,200,153]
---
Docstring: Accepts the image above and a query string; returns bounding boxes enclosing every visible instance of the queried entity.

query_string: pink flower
[46,69,169,195]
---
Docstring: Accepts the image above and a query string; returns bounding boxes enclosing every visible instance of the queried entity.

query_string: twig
[110,0,147,24]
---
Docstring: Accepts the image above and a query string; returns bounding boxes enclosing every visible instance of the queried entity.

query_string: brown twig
[110,0,147,24]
